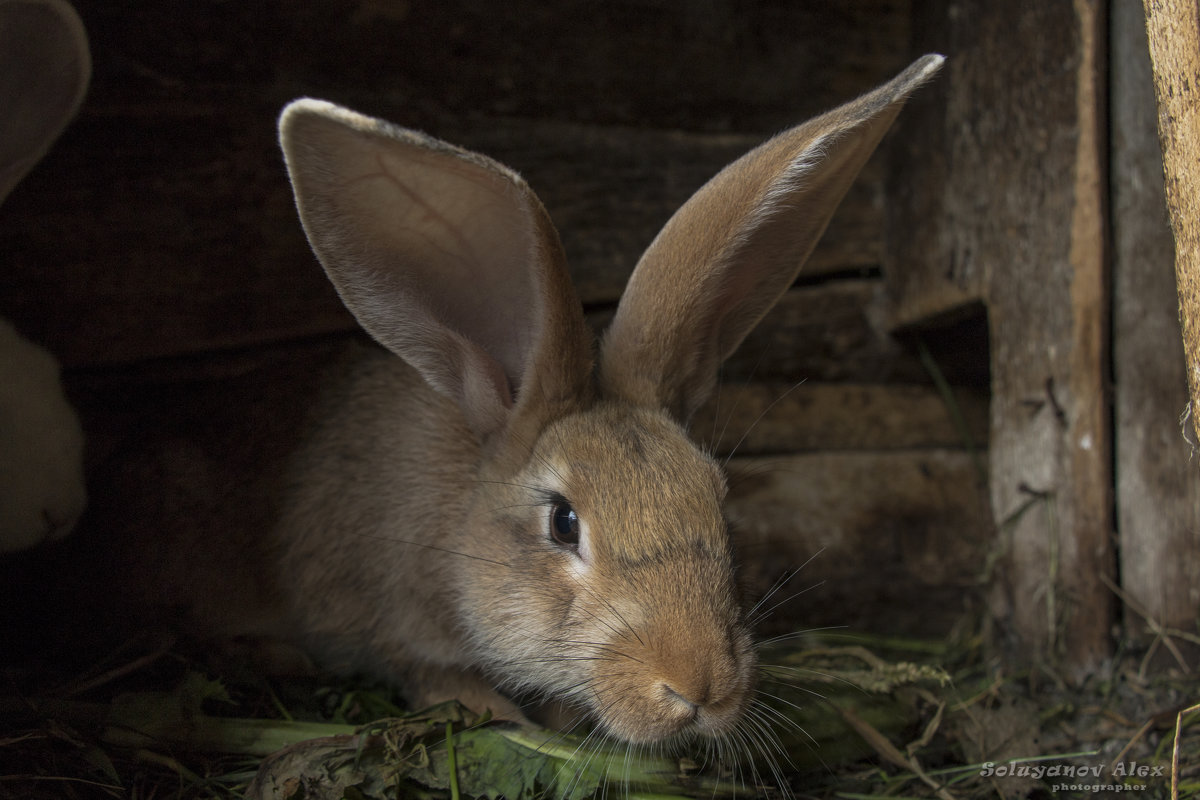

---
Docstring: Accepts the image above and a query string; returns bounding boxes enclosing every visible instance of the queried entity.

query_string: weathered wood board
[0,112,889,368]
[693,382,988,457]
[1113,0,1200,653]
[727,450,991,638]
[889,0,1113,674]
[1143,0,1200,450]
[0,0,912,369]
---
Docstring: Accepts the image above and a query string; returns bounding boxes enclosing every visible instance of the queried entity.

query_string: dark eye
[549,501,581,550]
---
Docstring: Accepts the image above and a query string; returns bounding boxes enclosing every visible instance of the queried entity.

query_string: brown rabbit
[16,54,942,747]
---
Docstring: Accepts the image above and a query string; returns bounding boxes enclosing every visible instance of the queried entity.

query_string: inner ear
[280,100,594,441]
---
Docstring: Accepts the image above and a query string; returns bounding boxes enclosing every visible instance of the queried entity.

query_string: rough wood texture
[0,0,909,369]
[1113,0,1200,650]
[71,0,910,133]
[727,450,991,638]
[1143,0,1200,448]
[890,0,1113,674]
[693,382,988,457]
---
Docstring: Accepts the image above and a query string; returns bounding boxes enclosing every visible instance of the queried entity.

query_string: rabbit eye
[549,501,581,550]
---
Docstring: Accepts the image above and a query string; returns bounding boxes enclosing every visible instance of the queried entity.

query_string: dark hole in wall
[894,300,992,391]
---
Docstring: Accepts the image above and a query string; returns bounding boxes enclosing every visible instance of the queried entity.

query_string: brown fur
[10,54,943,746]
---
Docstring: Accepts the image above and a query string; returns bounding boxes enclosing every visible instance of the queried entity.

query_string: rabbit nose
[659,652,741,715]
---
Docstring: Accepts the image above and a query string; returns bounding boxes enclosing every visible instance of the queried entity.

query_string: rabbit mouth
[589,675,756,745]
[579,632,758,745]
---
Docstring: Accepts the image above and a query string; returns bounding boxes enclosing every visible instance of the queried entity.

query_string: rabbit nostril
[661,684,703,719]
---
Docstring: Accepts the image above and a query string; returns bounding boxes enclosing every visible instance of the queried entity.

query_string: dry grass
[2,624,1197,800]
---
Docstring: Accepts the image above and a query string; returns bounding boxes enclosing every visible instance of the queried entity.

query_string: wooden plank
[894,0,1114,674]
[0,105,888,368]
[2,0,915,368]
[69,0,910,134]
[691,382,989,457]
[726,450,991,639]
[588,279,989,388]
[1143,0,1200,449]
[1113,0,1200,651]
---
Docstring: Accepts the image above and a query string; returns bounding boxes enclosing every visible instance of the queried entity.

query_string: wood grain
[727,450,991,638]
[0,107,889,368]
[693,382,988,457]
[890,0,1114,674]
[1143,0,1200,448]
[1113,0,1200,653]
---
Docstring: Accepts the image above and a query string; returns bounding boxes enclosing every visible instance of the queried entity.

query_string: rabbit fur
[0,0,89,553]
[266,53,941,744]
[14,53,942,748]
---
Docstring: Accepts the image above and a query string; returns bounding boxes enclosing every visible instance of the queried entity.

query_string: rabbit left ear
[279,100,593,441]
[600,54,944,422]
[0,0,91,204]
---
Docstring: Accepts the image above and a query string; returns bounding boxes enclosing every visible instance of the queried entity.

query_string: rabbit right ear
[280,100,593,443]
[600,55,943,421]
[0,0,90,204]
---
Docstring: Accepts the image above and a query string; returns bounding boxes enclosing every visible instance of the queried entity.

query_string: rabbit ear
[280,100,592,441]
[600,54,944,421]
[0,0,91,204]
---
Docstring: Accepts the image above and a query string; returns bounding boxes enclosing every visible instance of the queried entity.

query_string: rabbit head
[278,54,942,745]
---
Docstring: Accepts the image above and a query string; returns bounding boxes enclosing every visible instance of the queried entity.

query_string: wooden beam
[692,382,988,457]
[1114,0,1200,656]
[1143,0,1200,449]
[892,0,1114,674]
[0,109,889,368]
[726,450,991,639]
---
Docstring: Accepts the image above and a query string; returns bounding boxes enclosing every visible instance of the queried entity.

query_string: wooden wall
[27,0,1200,670]
[0,0,995,643]
[1131,0,1200,662]
[893,0,1199,674]
[893,0,1115,674]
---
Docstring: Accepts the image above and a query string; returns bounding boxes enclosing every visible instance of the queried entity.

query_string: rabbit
[19,53,943,748]
[267,52,942,744]
[0,0,89,553]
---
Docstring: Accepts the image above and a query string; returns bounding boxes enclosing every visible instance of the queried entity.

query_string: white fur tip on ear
[916,53,946,76]
[279,98,376,138]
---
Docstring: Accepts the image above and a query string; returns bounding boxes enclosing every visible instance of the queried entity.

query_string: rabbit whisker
[721,377,808,468]
[756,673,832,703]
[734,705,791,791]
[751,691,820,750]
[755,625,848,648]
[746,565,801,622]
[568,579,647,648]
[745,547,824,625]
[760,663,868,695]
[746,578,825,629]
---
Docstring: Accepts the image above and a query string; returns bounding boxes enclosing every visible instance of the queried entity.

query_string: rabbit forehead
[533,403,729,560]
